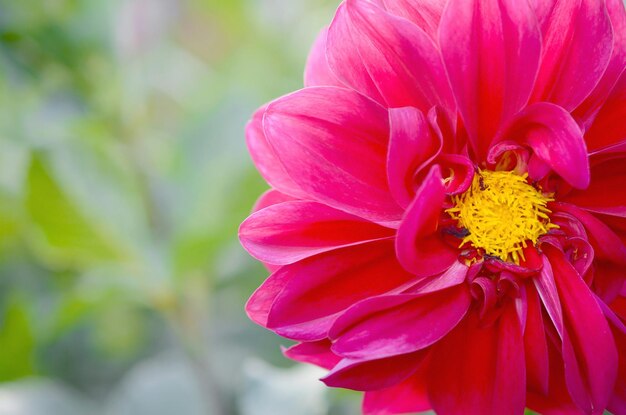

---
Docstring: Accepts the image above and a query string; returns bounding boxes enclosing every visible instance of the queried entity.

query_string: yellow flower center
[446,170,556,264]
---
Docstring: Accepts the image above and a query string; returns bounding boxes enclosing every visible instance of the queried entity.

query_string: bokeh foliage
[0,0,360,413]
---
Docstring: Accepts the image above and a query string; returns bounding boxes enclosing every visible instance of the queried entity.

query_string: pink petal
[527,341,589,415]
[322,351,426,392]
[328,295,424,342]
[396,165,458,277]
[534,255,565,336]
[437,153,475,195]
[547,246,619,414]
[483,250,543,277]
[282,340,341,370]
[524,283,550,395]
[608,328,626,415]
[327,0,454,112]
[362,372,431,415]
[330,285,471,360]
[527,153,552,182]
[594,262,626,304]
[613,296,626,321]
[304,27,344,88]
[407,260,469,295]
[471,276,498,320]
[585,71,626,153]
[439,0,541,160]
[555,203,626,265]
[554,236,594,280]
[551,211,588,239]
[573,0,626,128]
[263,86,403,224]
[381,0,446,41]
[487,140,531,174]
[328,261,468,339]
[387,107,442,208]
[599,294,626,335]
[592,140,626,157]
[563,156,626,217]
[245,264,292,327]
[428,305,526,415]
[504,102,590,189]
[531,0,613,111]
[266,239,414,341]
[428,106,459,154]
[252,189,296,212]
[240,201,394,265]
[246,105,307,198]
[325,3,384,104]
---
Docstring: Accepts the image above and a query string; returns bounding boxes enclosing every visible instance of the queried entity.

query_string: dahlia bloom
[239,0,626,413]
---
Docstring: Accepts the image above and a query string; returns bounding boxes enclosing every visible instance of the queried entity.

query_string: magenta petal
[263,87,403,224]
[613,296,626,321]
[428,306,526,415]
[381,0,446,41]
[329,261,468,337]
[563,156,626,217]
[325,3,385,104]
[531,0,613,111]
[240,201,394,265]
[251,189,296,212]
[439,0,541,160]
[534,255,565,336]
[396,165,458,277]
[437,153,475,195]
[585,72,626,153]
[505,102,590,189]
[493,305,527,415]
[608,329,626,415]
[408,260,469,295]
[245,265,292,327]
[428,106,459,154]
[327,0,454,112]
[527,153,551,182]
[525,283,550,395]
[555,203,626,265]
[246,106,307,198]
[282,340,341,370]
[547,246,618,414]
[362,373,430,415]
[594,263,626,304]
[487,140,531,175]
[527,335,589,415]
[266,239,414,341]
[564,236,594,278]
[387,107,441,208]
[591,138,626,158]
[322,351,426,392]
[471,277,498,319]
[330,285,471,360]
[599,294,626,334]
[573,0,626,127]
[329,295,424,342]
[304,27,344,88]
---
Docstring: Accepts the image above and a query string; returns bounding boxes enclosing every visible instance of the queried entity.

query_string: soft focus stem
[164,295,228,415]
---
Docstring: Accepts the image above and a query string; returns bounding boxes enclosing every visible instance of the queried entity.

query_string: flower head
[239,0,626,414]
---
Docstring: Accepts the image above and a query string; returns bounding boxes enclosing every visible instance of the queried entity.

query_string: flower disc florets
[447,170,556,264]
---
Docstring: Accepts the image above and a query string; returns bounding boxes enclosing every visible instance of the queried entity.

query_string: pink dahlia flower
[239,0,626,414]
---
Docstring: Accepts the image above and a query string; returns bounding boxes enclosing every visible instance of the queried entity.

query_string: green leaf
[0,299,35,381]
[25,155,126,267]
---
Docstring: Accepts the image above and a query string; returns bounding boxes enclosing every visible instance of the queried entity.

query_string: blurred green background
[0,0,363,413]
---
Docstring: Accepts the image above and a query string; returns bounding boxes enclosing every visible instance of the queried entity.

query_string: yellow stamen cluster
[446,170,557,264]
